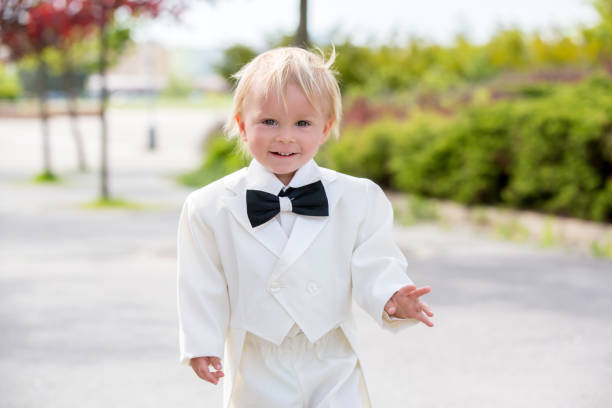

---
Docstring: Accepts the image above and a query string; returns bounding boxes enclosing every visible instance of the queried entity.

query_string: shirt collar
[245,158,322,195]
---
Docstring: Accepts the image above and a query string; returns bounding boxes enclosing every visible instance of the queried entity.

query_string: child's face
[236,82,332,185]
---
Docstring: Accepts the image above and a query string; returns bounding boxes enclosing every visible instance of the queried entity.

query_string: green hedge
[391,106,514,204]
[178,132,249,187]
[317,117,409,187]
[319,76,612,222]
[187,76,612,222]
[502,79,612,220]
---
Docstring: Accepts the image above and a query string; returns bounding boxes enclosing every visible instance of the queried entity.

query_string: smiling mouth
[271,152,297,157]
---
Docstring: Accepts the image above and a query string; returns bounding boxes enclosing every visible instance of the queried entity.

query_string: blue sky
[135,0,600,50]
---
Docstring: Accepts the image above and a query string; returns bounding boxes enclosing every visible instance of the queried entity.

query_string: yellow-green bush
[391,106,514,204]
[502,77,612,220]
[320,75,612,222]
[317,117,410,186]
[179,131,249,187]
[0,64,21,100]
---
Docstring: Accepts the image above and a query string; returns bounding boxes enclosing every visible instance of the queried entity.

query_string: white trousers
[231,327,363,408]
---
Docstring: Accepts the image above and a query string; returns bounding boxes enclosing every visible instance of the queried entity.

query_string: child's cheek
[252,131,269,149]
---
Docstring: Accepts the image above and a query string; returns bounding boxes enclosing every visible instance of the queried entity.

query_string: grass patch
[591,236,612,259]
[495,219,529,242]
[539,218,559,248]
[80,197,148,211]
[32,171,61,183]
[110,92,233,110]
[395,195,438,225]
[469,208,491,226]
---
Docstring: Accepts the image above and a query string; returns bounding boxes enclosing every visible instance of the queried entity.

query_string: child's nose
[275,129,295,142]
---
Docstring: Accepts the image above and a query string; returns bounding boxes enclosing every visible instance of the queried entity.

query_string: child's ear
[235,114,247,141]
[320,119,334,144]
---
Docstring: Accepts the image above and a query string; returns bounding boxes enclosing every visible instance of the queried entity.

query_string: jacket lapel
[222,163,342,266]
[222,169,287,257]
[278,169,343,269]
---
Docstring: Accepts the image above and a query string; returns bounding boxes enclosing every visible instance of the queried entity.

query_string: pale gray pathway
[1,110,611,408]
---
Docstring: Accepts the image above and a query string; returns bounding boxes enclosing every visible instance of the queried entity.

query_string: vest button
[306,281,319,294]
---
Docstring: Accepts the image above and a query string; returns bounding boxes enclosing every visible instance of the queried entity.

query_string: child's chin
[272,165,298,174]
[268,157,301,168]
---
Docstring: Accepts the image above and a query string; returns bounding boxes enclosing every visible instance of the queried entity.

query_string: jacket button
[306,281,319,294]
[269,282,282,293]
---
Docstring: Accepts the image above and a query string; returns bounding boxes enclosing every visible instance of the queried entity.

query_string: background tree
[32,0,99,173]
[294,0,309,48]
[592,0,612,66]
[214,44,257,85]
[49,7,98,173]
[0,0,67,180]
[75,0,191,201]
[53,23,130,172]
[74,0,159,200]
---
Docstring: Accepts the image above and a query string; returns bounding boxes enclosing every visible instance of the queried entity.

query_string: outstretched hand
[384,285,434,327]
[190,356,224,385]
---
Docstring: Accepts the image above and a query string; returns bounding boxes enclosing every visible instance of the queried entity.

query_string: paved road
[1,110,611,407]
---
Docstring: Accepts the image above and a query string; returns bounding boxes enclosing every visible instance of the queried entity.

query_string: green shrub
[321,75,612,222]
[179,131,250,187]
[214,45,257,86]
[0,64,22,100]
[318,117,407,187]
[502,80,612,221]
[391,106,513,204]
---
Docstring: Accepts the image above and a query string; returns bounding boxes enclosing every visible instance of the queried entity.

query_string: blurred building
[86,42,228,96]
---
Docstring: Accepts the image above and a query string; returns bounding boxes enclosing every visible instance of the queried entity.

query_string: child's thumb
[385,299,397,315]
[211,357,222,370]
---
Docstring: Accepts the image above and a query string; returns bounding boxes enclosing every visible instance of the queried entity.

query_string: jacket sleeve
[177,193,230,364]
[351,179,420,333]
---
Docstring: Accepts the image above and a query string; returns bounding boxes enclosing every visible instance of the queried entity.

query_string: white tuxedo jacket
[177,158,418,407]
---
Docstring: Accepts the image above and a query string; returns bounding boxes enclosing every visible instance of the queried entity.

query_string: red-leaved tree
[2,0,185,193]
[75,0,184,200]
[0,0,71,179]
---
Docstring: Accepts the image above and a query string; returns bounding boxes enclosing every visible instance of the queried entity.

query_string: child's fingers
[416,312,435,327]
[196,366,224,385]
[408,286,431,298]
[192,363,213,383]
[398,285,416,296]
[421,301,434,317]
[210,356,223,371]
[191,357,224,385]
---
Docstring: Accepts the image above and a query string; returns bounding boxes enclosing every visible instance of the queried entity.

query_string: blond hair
[224,46,342,155]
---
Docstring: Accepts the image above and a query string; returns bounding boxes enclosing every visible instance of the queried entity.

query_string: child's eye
[262,119,277,126]
[296,120,310,127]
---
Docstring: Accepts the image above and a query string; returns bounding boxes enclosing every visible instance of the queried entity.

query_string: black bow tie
[246,180,329,228]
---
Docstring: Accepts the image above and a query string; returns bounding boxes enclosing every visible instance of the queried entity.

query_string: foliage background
[180,0,612,223]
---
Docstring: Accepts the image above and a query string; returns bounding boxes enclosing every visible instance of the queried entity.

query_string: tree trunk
[294,0,309,48]
[36,54,53,177]
[99,18,110,200]
[63,50,88,172]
